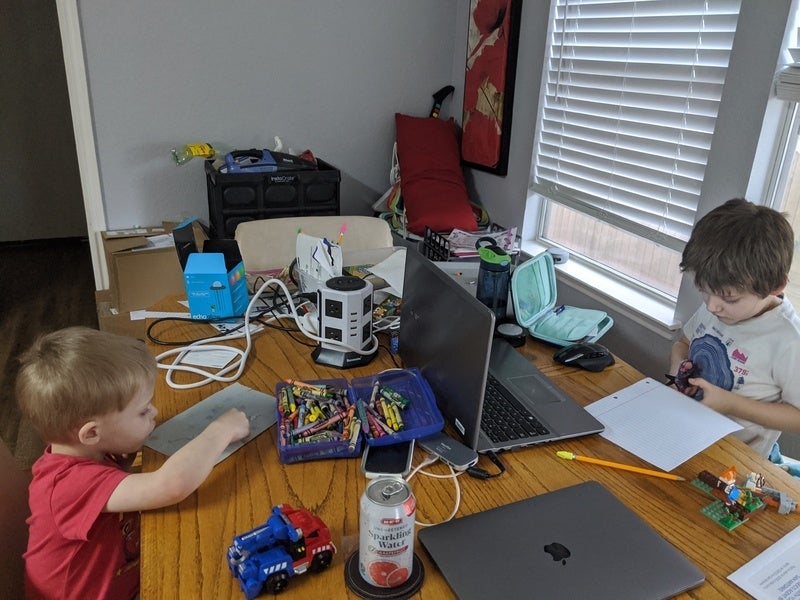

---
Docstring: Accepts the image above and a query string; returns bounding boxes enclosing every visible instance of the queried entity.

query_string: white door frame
[56,0,108,290]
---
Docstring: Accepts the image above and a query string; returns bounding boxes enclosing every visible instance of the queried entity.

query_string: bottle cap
[475,236,510,266]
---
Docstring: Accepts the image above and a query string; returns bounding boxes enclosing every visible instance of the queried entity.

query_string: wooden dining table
[140,295,800,599]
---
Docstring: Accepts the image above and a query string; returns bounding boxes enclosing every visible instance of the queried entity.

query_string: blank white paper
[585,378,742,471]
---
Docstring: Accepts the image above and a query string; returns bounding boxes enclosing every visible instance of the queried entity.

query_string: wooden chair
[234,215,393,273]
[0,440,31,599]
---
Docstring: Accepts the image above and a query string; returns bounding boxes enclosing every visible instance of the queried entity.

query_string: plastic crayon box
[275,378,362,464]
[350,368,443,447]
[275,369,444,463]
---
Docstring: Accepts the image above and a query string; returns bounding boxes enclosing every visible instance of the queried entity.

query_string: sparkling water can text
[359,476,416,587]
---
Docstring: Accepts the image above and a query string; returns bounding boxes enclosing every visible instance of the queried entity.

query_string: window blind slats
[546,74,724,102]
[546,88,721,119]
[537,139,708,184]
[552,16,739,36]
[555,0,741,19]
[541,106,713,155]
[532,0,741,249]
[547,61,729,86]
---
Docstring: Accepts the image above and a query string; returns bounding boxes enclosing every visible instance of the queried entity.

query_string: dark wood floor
[0,238,97,469]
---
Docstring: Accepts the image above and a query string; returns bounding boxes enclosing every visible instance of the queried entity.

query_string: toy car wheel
[310,550,334,572]
[264,572,289,594]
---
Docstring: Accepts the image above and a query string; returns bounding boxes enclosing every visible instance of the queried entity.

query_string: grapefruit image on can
[358,476,416,588]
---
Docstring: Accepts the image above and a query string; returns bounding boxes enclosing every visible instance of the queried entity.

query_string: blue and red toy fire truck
[227,504,337,598]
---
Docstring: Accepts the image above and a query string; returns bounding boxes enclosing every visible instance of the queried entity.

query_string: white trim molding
[56,0,108,290]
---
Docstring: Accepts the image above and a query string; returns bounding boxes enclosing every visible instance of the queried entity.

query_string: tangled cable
[155,278,379,389]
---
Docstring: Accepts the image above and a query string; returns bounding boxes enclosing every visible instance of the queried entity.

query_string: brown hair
[16,327,156,444]
[680,198,794,297]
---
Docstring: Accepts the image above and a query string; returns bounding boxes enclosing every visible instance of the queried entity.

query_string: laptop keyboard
[481,374,550,443]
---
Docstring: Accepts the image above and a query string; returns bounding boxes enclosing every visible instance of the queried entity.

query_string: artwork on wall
[461,0,522,176]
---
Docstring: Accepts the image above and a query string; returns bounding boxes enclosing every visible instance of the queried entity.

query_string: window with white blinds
[531,0,742,252]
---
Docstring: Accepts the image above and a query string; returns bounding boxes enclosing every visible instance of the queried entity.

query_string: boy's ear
[772,280,788,296]
[77,421,101,446]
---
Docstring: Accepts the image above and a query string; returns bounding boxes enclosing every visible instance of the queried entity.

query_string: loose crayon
[356,400,369,434]
[391,403,404,430]
[348,418,361,451]
[369,380,380,409]
[381,385,410,409]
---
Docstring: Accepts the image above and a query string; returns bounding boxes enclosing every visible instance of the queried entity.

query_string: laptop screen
[398,249,495,449]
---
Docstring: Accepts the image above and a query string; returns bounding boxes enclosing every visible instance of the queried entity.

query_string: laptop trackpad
[507,375,564,404]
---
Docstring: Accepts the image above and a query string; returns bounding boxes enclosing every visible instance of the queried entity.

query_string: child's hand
[679,382,702,399]
[214,408,251,443]
[668,359,704,400]
[687,377,731,411]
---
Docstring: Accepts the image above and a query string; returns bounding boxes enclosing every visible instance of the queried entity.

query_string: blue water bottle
[475,237,510,320]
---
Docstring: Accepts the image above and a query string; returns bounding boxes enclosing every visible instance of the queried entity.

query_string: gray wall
[78,0,462,228]
[0,0,86,241]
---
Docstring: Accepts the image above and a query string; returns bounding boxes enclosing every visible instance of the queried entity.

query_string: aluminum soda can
[359,476,416,588]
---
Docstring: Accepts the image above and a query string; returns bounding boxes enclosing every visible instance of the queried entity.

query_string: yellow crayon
[348,419,361,451]
[305,400,318,422]
[391,403,404,430]
[380,399,396,430]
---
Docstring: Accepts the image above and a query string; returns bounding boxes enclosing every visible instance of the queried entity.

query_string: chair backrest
[0,440,31,599]
[234,215,393,272]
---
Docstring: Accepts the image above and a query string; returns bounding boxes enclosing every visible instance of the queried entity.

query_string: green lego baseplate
[691,478,765,531]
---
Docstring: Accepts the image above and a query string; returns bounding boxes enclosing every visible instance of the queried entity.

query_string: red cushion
[395,113,478,235]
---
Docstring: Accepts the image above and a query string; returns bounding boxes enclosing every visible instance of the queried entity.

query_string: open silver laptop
[418,481,705,600]
[399,248,603,453]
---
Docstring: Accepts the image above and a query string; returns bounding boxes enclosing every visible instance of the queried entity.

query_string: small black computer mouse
[553,342,615,372]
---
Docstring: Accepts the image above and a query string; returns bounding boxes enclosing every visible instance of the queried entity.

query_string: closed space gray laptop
[399,248,603,453]
[418,481,705,600]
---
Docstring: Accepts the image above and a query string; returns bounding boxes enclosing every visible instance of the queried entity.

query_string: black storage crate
[205,158,341,238]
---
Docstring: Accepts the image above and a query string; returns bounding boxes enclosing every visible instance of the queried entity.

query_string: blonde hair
[16,327,156,444]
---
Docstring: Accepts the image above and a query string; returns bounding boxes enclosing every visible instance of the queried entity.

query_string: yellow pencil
[556,451,685,481]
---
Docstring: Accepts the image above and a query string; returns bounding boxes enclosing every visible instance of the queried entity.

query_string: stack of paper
[446,227,519,258]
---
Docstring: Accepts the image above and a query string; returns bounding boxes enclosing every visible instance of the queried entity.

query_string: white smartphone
[361,440,414,479]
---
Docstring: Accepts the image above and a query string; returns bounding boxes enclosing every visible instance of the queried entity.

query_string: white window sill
[520,241,682,337]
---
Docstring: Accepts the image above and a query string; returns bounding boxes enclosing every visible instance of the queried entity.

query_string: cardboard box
[172,218,249,319]
[101,225,185,312]
[95,289,145,339]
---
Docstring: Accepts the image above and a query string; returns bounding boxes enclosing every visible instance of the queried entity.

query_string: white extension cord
[156,277,380,389]
[406,454,463,527]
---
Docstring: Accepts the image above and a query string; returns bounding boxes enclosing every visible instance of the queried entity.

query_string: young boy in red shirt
[16,327,250,599]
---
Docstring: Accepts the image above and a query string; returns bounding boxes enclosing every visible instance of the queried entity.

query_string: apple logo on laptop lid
[544,542,571,566]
